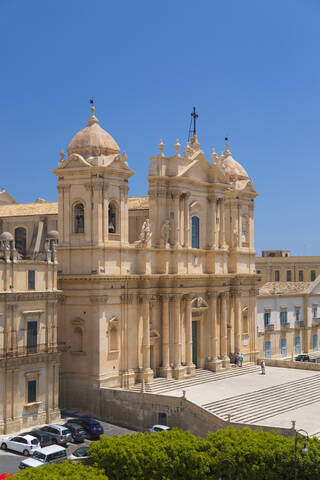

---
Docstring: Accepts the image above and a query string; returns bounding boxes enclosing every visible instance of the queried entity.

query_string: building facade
[0,231,61,434]
[52,106,259,411]
[258,279,320,359]
[256,250,320,285]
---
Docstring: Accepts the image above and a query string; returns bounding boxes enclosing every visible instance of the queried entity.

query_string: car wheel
[23,449,29,456]
[1,443,7,450]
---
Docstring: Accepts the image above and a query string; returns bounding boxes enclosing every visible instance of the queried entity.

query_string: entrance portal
[192,320,198,366]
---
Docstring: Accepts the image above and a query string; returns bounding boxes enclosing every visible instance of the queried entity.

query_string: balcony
[280,322,291,330]
[295,320,305,328]
[265,324,275,332]
[313,318,320,327]
[0,342,68,359]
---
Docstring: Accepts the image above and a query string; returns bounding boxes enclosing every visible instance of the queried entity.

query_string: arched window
[15,227,27,257]
[108,202,117,234]
[72,327,83,352]
[109,326,119,351]
[74,203,84,233]
[191,216,199,249]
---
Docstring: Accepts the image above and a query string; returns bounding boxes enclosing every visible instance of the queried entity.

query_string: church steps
[129,364,258,394]
[202,374,320,423]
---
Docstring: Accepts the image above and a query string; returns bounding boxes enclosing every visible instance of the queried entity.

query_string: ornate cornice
[0,291,61,303]
[89,295,109,304]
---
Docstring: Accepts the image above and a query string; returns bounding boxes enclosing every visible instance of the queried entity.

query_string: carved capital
[120,294,134,305]
[89,295,109,305]
[207,291,218,299]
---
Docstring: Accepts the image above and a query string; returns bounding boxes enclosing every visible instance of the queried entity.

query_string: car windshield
[74,447,89,457]
[62,430,70,435]
[32,451,46,461]
[31,439,39,445]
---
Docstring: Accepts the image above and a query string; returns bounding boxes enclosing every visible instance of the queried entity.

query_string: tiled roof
[0,196,149,217]
[259,282,311,296]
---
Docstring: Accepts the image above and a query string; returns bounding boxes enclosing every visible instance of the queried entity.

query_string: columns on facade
[171,294,185,379]
[159,294,171,378]
[234,289,241,354]
[184,294,195,375]
[219,198,226,249]
[220,292,230,368]
[207,195,217,249]
[183,192,190,247]
[207,291,222,371]
[139,295,153,382]
[248,288,258,361]
[171,192,180,247]
[249,202,254,250]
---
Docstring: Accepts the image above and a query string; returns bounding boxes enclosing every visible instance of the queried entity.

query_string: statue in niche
[139,218,152,245]
[161,219,170,247]
[233,229,239,248]
[195,297,203,308]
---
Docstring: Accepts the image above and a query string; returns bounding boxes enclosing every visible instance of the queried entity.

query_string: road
[0,420,135,475]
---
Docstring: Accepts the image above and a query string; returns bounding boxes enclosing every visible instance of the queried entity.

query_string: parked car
[1,435,39,456]
[68,445,92,465]
[19,445,67,469]
[21,430,54,448]
[295,354,311,362]
[38,424,72,446]
[66,417,104,440]
[149,425,172,433]
[62,422,86,443]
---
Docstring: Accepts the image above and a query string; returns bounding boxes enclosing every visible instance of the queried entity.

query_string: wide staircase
[129,363,258,394]
[202,372,320,424]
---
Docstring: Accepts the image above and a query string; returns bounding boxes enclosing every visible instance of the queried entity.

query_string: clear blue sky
[0,0,319,255]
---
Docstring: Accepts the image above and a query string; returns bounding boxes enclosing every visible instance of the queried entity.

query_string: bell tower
[52,106,134,275]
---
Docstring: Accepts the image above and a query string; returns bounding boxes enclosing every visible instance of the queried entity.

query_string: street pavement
[0,419,135,475]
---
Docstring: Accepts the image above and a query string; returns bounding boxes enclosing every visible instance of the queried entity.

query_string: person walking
[261,360,266,375]
[235,352,239,366]
[239,353,243,367]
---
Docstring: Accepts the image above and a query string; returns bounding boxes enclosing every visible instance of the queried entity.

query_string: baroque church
[0,106,259,425]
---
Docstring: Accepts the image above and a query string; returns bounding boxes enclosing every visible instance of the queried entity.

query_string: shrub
[13,461,107,480]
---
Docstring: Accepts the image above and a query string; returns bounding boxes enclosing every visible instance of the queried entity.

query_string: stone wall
[260,358,320,371]
[99,388,295,438]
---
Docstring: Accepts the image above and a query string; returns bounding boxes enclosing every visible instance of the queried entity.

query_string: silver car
[38,424,72,446]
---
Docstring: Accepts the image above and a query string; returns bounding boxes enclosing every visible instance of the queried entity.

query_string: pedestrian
[261,360,266,375]
[235,352,239,365]
[239,353,243,367]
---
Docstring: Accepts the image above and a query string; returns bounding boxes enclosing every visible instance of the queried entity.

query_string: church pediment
[179,151,228,183]
[61,153,92,169]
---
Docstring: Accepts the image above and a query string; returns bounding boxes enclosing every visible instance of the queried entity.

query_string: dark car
[295,354,310,362]
[21,431,54,448]
[62,423,86,443]
[66,418,104,440]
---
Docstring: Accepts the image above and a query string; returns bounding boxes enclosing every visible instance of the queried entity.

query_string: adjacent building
[0,230,61,434]
[256,250,320,285]
[257,279,320,359]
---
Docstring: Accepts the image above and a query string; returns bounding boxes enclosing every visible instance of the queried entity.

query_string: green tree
[13,461,108,480]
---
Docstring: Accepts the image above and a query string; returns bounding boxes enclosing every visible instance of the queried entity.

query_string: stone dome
[67,106,120,157]
[221,143,248,182]
[0,232,13,241]
[47,230,59,239]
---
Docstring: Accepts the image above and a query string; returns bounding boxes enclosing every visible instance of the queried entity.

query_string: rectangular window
[286,270,292,282]
[311,270,316,282]
[264,312,271,327]
[295,308,300,322]
[28,270,35,290]
[298,270,304,282]
[313,305,318,319]
[275,270,280,282]
[27,321,37,352]
[280,310,287,325]
[27,380,36,403]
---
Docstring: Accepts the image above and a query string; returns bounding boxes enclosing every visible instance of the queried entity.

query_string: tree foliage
[89,427,320,480]
[13,461,107,480]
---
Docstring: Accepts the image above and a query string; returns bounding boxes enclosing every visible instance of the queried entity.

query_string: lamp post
[217,458,235,480]
[294,428,309,480]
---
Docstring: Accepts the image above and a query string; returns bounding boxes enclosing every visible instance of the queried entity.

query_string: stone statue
[161,219,170,247]
[233,229,239,248]
[195,297,203,308]
[139,219,152,245]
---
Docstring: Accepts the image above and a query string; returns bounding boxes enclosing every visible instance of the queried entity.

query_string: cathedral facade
[53,107,259,410]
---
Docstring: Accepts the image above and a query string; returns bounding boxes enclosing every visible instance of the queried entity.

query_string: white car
[1,434,39,456]
[19,444,67,469]
[149,425,172,433]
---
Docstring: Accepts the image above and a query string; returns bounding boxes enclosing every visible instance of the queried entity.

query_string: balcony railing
[0,342,69,358]
[280,322,291,329]
[313,318,320,326]
[265,324,275,331]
